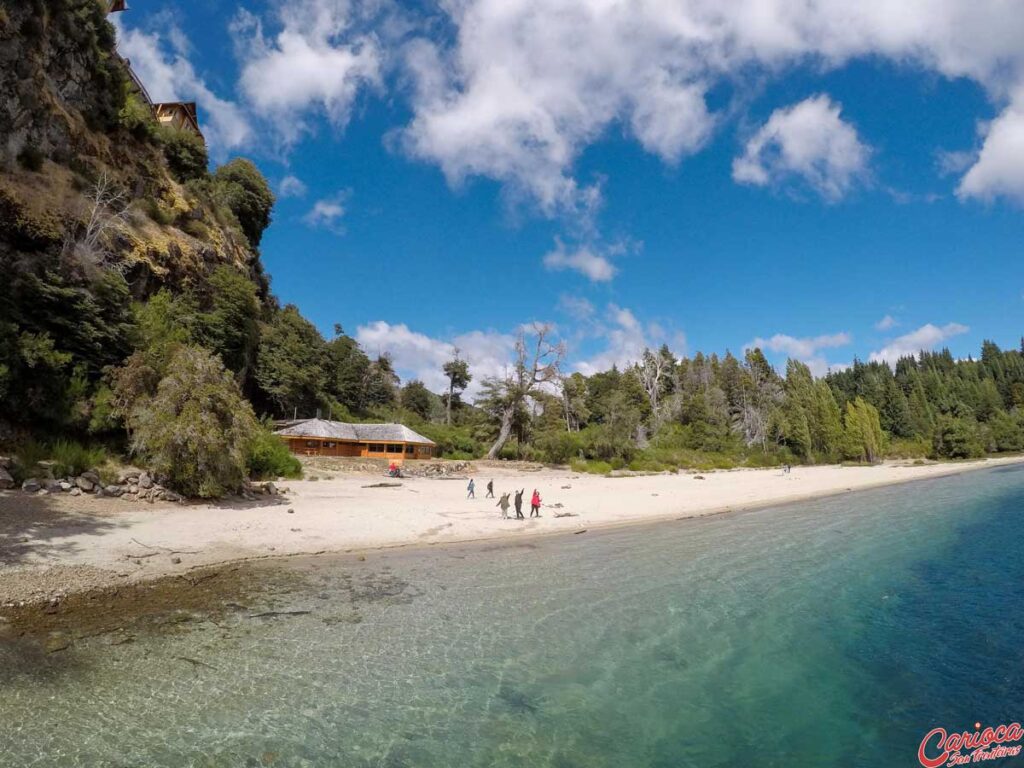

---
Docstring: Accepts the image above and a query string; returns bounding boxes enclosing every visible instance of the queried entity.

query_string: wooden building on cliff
[154,102,204,141]
[274,419,436,460]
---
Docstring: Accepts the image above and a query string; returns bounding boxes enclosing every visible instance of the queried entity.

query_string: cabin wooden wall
[284,439,434,459]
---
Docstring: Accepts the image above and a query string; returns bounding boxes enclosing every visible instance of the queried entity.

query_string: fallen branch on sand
[361,482,402,489]
[554,512,577,518]
[249,610,312,619]
[175,656,219,671]
[129,538,201,556]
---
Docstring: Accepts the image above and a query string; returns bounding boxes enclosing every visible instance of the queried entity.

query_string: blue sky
[113,0,1023,393]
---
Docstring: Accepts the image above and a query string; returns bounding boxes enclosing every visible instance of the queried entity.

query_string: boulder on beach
[21,478,41,493]
[75,475,95,492]
[0,467,14,490]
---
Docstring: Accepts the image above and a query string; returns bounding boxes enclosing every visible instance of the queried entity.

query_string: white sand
[2,456,1022,601]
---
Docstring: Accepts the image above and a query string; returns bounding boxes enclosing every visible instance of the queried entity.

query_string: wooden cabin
[154,102,204,142]
[274,419,436,461]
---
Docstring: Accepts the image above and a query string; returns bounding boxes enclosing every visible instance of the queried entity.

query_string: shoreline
[2,455,1023,606]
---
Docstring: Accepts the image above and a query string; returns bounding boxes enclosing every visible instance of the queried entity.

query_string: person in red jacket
[530,489,542,517]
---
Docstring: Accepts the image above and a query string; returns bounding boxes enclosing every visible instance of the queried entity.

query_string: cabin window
[305,440,317,448]
[368,444,386,453]
[325,441,336,448]
[405,445,415,455]
[388,444,402,453]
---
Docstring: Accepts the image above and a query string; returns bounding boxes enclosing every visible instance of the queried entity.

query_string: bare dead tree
[480,324,565,459]
[63,172,132,276]
[637,347,671,427]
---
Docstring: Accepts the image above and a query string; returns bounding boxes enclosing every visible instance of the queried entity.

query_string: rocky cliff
[0,0,278,437]
[0,0,265,296]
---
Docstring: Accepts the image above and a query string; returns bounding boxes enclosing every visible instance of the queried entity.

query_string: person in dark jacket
[486,479,495,498]
[514,489,525,519]
[467,478,475,499]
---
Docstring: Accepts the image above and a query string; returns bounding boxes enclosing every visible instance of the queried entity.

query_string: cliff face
[0,0,264,297]
[0,0,277,438]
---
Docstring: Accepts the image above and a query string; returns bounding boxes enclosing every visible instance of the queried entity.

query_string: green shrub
[570,458,613,475]
[213,159,275,247]
[140,197,175,225]
[119,93,157,140]
[886,437,931,459]
[158,125,209,183]
[17,145,45,172]
[130,346,258,498]
[13,440,49,482]
[51,439,107,478]
[744,450,789,468]
[416,423,483,458]
[535,431,583,464]
[247,427,302,480]
[932,416,984,459]
[627,457,670,473]
[180,218,211,240]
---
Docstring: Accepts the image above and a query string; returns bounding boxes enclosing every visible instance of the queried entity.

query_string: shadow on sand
[0,490,125,568]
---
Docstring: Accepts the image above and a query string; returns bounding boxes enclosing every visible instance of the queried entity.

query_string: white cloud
[398,2,716,218]
[957,94,1024,204]
[354,321,517,398]
[874,314,898,331]
[279,175,308,198]
[747,331,853,376]
[574,304,683,376]
[543,241,617,282]
[869,322,969,366]
[397,1,1024,210]
[233,2,381,143]
[303,190,350,232]
[733,95,870,200]
[114,20,250,152]
[557,295,596,321]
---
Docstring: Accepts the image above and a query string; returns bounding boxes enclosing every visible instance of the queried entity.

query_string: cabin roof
[274,419,436,445]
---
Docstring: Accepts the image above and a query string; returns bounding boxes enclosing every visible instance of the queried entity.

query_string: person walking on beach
[514,489,525,519]
[497,492,511,519]
[530,489,542,518]
[467,478,475,499]
[486,479,495,498]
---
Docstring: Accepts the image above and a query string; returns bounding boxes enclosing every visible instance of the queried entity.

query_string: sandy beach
[2,456,1023,604]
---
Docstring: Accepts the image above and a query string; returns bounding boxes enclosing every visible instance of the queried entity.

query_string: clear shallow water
[3,466,1024,767]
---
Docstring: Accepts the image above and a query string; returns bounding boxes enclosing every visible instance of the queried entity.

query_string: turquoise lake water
[3,465,1024,767]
